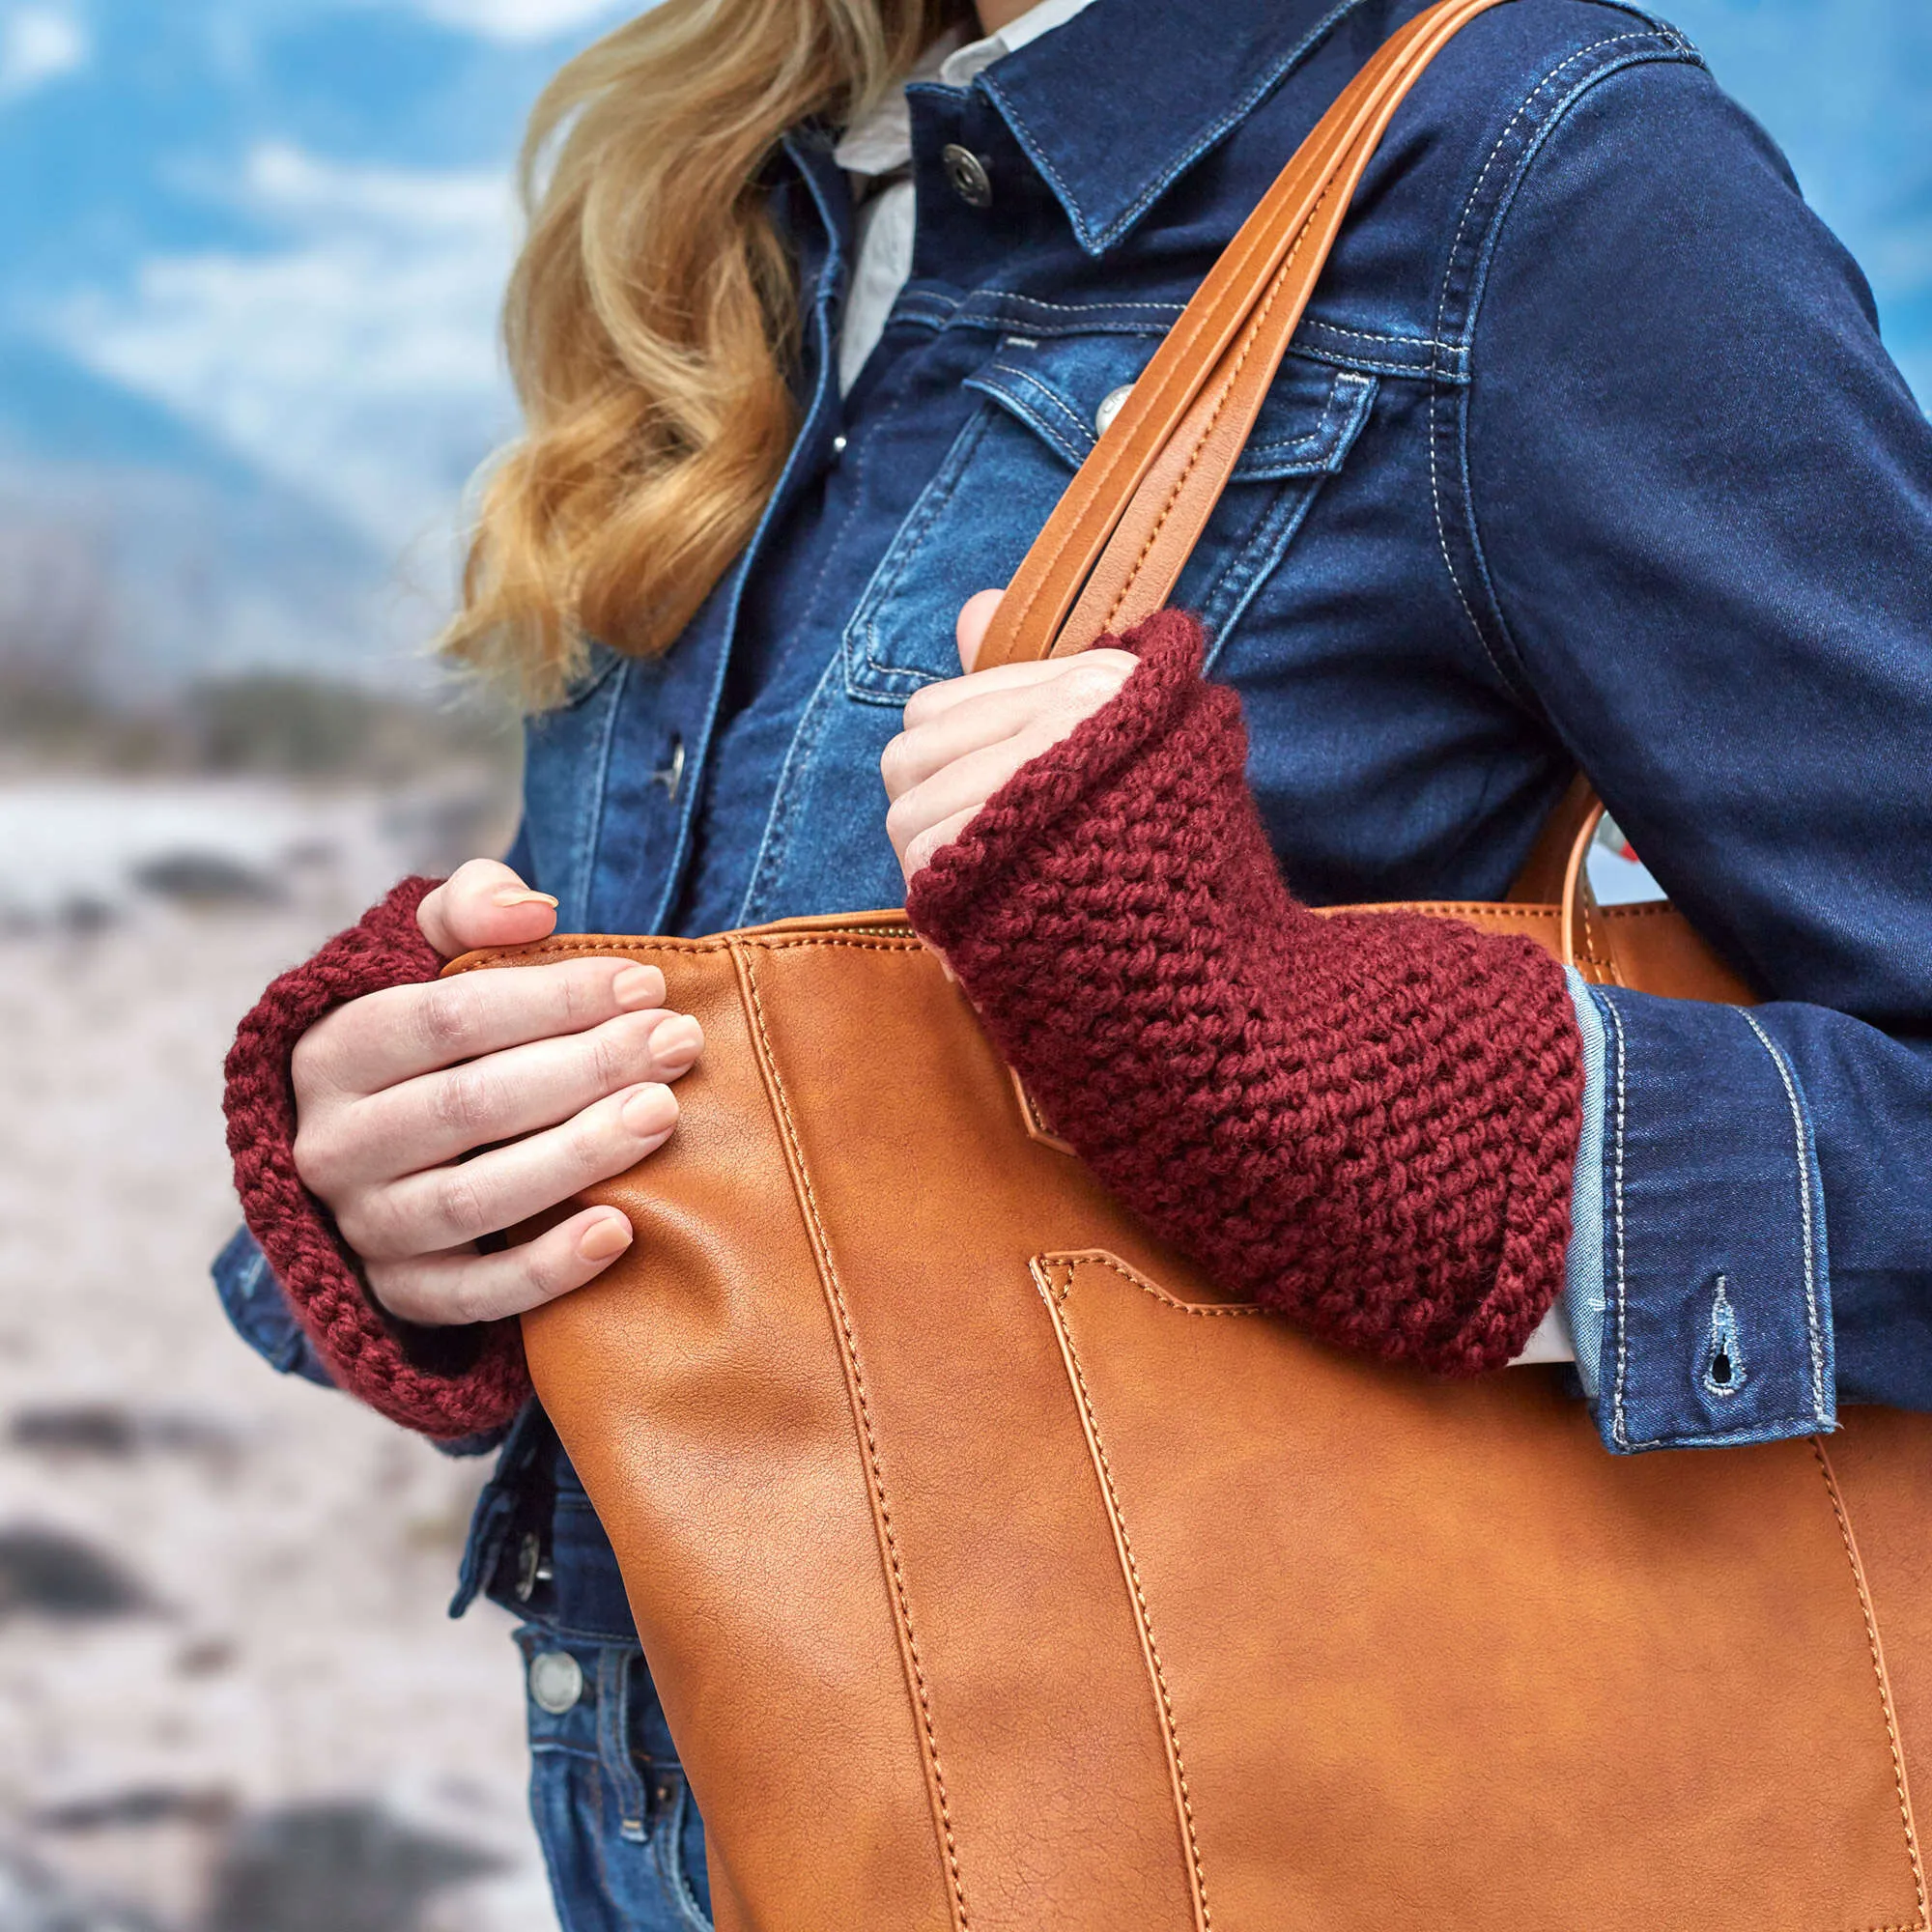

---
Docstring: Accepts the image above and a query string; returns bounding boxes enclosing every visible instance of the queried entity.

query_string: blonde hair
[445,0,968,709]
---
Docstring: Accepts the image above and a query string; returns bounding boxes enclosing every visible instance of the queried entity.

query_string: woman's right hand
[289,860,702,1328]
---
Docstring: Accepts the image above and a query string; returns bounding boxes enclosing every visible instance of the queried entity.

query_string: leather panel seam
[1037,1258,1214,1929]
[1047,1248,1264,1318]
[1810,1437,1929,1931]
[735,945,973,1930]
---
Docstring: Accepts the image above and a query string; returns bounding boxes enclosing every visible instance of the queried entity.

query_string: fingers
[900,646,1139,732]
[305,1007,704,1193]
[887,731,1047,873]
[955,587,1006,672]
[340,1082,681,1264]
[902,807,982,883]
[295,955,668,1101]
[883,650,1138,876]
[888,654,1139,798]
[367,1206,637,1327]
[417,858,559,958]
[882,680,1065,801]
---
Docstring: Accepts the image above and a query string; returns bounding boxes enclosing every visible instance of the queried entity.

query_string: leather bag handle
[976,0,1511,670]
[975,0,1642,954]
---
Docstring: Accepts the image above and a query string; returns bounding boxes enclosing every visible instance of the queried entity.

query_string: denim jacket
[213,1,1932,1921]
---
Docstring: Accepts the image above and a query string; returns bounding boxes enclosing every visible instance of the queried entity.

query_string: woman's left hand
[882,587,1139,885]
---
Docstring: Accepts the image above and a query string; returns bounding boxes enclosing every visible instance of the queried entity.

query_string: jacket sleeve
[221,876,533,1441]
[1451,54,1932,1448]
[908,610,1586,1378]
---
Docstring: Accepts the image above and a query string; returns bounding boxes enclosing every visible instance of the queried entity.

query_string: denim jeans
[513,1465,712,1931]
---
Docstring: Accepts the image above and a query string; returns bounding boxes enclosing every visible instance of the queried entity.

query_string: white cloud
[0,4,90,102]
[400,0,636,44]
[54,143,525,552]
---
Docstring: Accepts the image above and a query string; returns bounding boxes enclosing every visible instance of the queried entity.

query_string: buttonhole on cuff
[1701,1274,1746,1398]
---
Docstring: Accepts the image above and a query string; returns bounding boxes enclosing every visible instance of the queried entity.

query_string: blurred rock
[0,1530,155,1625]
[35,1793,232,1836]
[203,1803,501,1932]
[9,1407,241,1465]
[128,857,285,913]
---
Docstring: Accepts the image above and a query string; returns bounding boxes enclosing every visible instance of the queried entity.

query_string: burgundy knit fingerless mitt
[907,611,1585,1376]
[223,876,533,1438]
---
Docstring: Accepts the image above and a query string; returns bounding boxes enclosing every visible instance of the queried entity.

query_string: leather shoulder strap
[977,0,1512,671]
[977,0,1634,927]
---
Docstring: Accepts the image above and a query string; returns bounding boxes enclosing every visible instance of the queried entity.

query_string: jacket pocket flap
[965,334,1377,482]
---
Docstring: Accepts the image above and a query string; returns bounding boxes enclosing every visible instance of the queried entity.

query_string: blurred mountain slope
[0,0,628,690]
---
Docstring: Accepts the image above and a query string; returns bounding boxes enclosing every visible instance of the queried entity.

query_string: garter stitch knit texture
[222,875,533,1438]
[908,610,1586,1375]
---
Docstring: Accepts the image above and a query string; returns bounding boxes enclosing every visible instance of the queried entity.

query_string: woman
[216,0,1932,1923]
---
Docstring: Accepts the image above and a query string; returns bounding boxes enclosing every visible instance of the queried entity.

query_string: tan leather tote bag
[449,4,1932,1924]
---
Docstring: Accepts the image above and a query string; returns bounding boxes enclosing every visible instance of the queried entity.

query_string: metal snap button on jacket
[1094,384,1135,438]
[527,1649,585,1715]
[941,143,992,208]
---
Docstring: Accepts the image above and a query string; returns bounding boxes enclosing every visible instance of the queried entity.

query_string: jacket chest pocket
[842,333,1376,703]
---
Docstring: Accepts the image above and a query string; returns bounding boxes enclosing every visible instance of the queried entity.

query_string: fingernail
[621,1084,677,1138]
[611,964,664,1009]
[578,1215,633,1264]
[492,888,558,910]
[654,1015,703,1065]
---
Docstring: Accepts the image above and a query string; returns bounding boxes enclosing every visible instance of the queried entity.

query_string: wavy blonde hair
[444,0,969,709]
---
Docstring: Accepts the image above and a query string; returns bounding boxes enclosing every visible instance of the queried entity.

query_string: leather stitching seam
[1043,1259,1215,1927]
[737,950,973,1929]
[1100,190,1331,634]
[1577,886,1618,983]
[445,934,928,972]
[1047,1249,1264,1317]
[1598,900,1684,922]
[1809,1438,1929,1931]
[1350,901,1556,922]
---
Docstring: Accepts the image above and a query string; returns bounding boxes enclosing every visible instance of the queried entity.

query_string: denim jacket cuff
[1563,973,1835,1453]
[212,1224,338,1388]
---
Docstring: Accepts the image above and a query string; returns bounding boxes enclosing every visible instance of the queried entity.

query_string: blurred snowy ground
[0,775,557,1932]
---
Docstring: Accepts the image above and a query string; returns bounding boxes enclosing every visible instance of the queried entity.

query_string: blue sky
[0,0,1925,683]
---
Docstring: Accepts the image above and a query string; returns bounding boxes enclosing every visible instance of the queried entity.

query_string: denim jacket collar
[965,0,1378,253]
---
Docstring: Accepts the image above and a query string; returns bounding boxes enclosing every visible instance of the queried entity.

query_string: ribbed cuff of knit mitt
[907,610,1585,1376]
[223,876,533,1438]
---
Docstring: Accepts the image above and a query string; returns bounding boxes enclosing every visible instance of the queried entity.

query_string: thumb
[955,587,1005,673]
[416,858,558,958]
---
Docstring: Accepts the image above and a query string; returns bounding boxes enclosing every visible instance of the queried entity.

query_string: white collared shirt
[832,0,1102,394]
